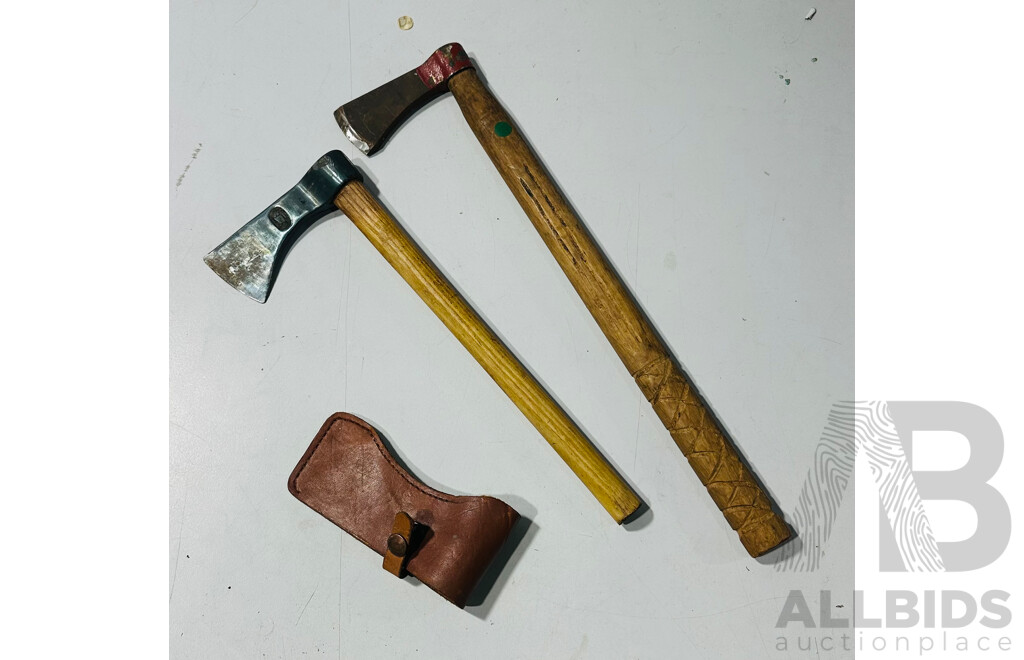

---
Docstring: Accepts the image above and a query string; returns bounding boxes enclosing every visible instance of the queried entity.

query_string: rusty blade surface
[203,151,362,303]
[204,216,283,303]
[334,43,474,155]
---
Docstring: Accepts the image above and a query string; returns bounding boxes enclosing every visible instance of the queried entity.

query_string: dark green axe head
[203,151,361,303]
[335,42,474,155]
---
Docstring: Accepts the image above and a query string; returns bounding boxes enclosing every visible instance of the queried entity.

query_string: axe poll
[336,45,789,556]
[204,151,641,523]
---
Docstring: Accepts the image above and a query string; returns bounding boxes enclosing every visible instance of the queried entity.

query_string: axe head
[335,43,474,155]
[203,151,362,303]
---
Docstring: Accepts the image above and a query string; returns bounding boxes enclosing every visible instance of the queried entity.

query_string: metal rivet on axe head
[268,207,291,231]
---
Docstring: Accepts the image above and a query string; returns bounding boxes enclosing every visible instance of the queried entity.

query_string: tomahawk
[336,44,789,556]
[204,151,641,523]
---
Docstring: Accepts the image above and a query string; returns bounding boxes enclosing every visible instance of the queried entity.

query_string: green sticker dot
[494,121,512,137]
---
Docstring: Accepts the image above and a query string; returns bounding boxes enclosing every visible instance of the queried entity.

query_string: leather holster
[289,413,520,608]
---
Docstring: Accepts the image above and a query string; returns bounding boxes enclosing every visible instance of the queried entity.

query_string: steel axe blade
[203,151,361,302]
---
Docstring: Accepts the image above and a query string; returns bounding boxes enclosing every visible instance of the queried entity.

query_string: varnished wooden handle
[447,69,789,556]
[334,181,642,523]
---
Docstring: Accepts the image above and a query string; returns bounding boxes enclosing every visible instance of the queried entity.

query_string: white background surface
[854,3,1024,658]
[8,3,1023,660]
[170,1,852,657]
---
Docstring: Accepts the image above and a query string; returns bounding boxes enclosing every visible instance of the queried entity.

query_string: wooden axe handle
[334,181,642,523]
[447,69,789,556]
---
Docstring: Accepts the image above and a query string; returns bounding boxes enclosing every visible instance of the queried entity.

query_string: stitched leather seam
[362,422,459,505]
[294,414,475,505]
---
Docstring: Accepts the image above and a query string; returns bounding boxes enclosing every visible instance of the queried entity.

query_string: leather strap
[288,413,520,607]
[383,512,416,577]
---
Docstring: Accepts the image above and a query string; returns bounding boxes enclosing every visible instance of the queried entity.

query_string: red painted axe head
[335,43,474,155]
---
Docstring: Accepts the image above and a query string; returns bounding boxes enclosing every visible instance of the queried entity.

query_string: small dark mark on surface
[175,143,203,189]
[186,554,190,558]
[779,74,784,79]
[541,192,560,219]
[785,79,791,85]
[228,586,232,590]
[812,57,818,62]
[836,604,845,608]
[746,566,750,571]
[234,0,261,24]
[742,317,747,321]
[520,178,577,265]
[764,171,770,176]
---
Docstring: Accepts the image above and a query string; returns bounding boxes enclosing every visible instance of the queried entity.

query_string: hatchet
[204,150,641,523]
[336,44,789,556]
